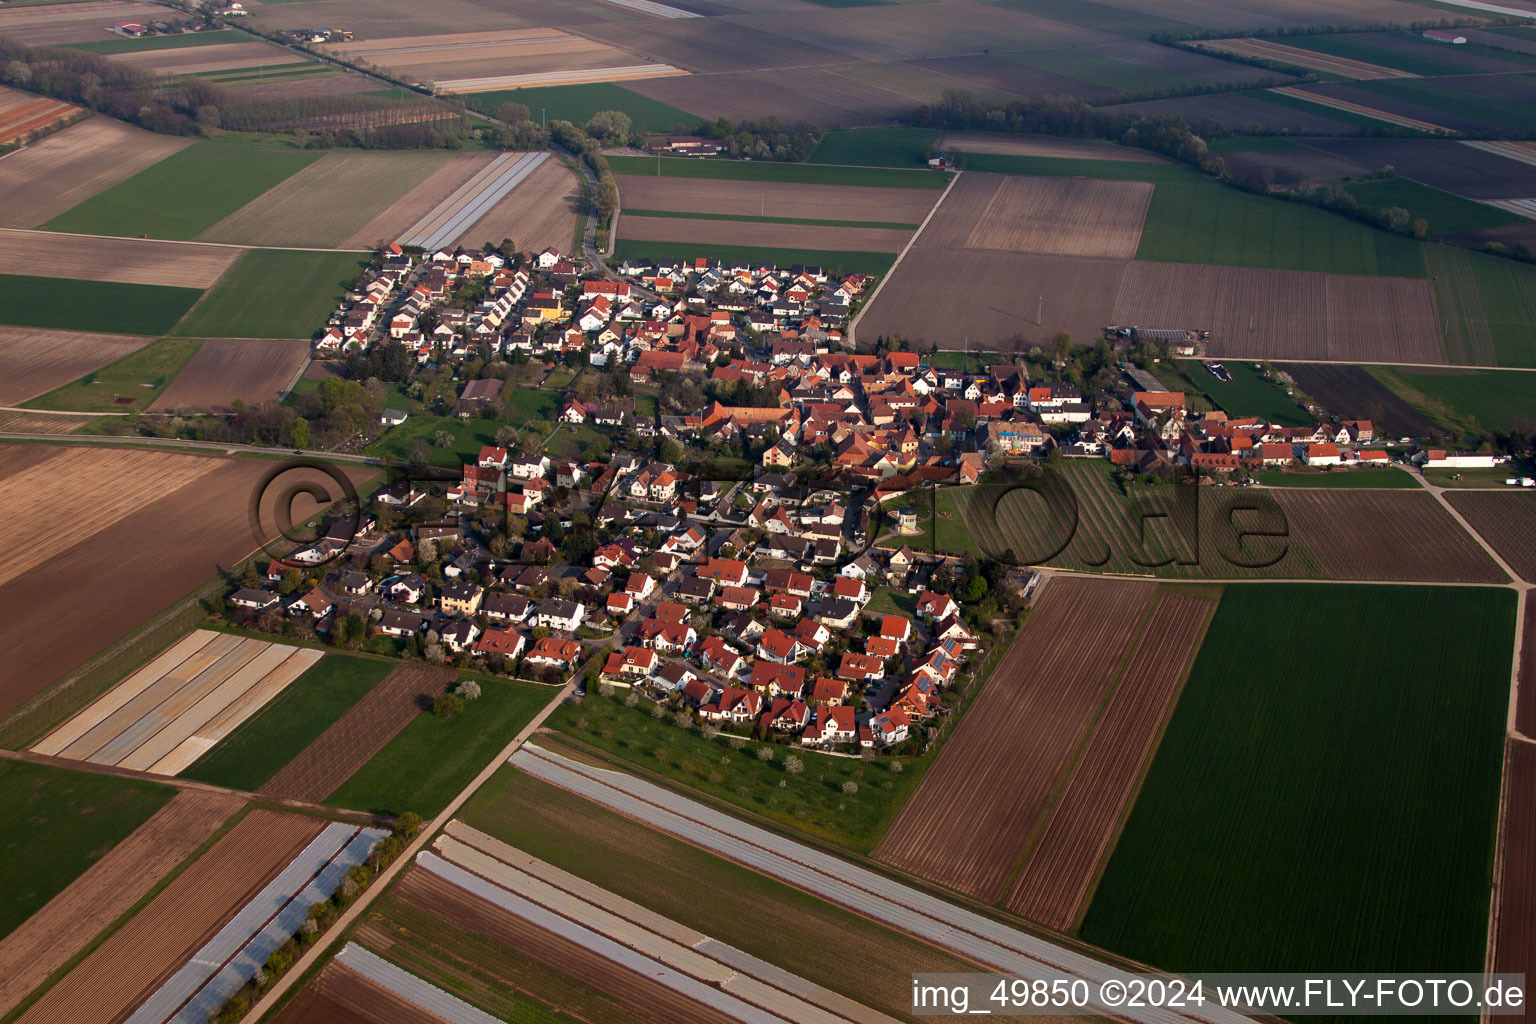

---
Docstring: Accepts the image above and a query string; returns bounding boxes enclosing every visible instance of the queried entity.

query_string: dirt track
[0,788,243,1016]
[261,663,454,803]
[1005,593,1213,929]
[15,808,321,1024]
[876,576,1157,900]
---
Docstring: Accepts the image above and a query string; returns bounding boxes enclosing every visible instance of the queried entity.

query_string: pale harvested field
[452,156,581,253]
[876,576,1158,901]
[0,453,375,716]
[857,250,1445,364]
[0,789,243,1017]
[0,447,220,588]
[149,339,309,412]
[939,133,1166,162]
[0,228,241,288]
[0,92,79,146]
[615,174,938,224]
[1194,38,1413,80]
[630,66,912,126]
[1270,86,1453,134]
[0,0,166,44]
[199,150,456,248]
[112,41,309,75]
[440,64,686,91]
[0,327,152,405]
[0,412,93,434]
[14,809,322,1024]
[34,629,323,775]
[620,214,911,253]
[327,28,651,88]
[920,173,1153,258]
[0,119,190,229]
[342,151,497,249]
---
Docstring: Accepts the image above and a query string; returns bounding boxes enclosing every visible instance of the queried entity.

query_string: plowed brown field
[149,339,309,413]
[615,175,939,224]
[619,214,911,253]
[875,576,1157,900]
[1194,39,1412,80]
[0,1,167,45]
[1495,741,1536,994]
[262,663,454,803]
[341,152,498,250]
[0,120,189,229]
[0,228,241,289]
[1005,593,1213,929]
[0,327,152,406]
[1271,489,1506,583]
[1446,491,1536,584]
[0,789,243,1016]
[453,156,581,254]
[1520,600,1536,738]
[271,964,446,1024]
[919,173,1153,258]
[15,808,321,1024]
[939,133,1166,161]
[0,412,94,434]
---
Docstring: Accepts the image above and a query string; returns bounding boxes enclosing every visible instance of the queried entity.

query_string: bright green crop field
[0,275,202,335]
[171,249,367,339]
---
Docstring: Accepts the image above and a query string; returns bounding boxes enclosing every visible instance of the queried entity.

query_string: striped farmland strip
[335,944,508,1024]
[1268,87,1454,134]
[399,151,549,251]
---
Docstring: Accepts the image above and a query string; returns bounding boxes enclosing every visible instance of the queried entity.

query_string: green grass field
[23,337,203,413]
[548,693,927,854]
[1138,180,1428,276]
[0,275,202,336]
[1352,76,1536,135]
[1253,468,1418,487]
[1287,31,1536,77]
[63,29,244,54]
[180,654,394,791]
[607,155,949,189]
[326,677,552,817]
[44,139,318,240]
[1422,246,1536,367]
[1345,178,1525,237]
[171,249,367,339]
[1180,360,1311,426]
[808,126,938,167]
[610,239,894,275]
[1249,88,1393,132]
[368,413,513,467]
[0,760,174,940]
[1081,583,1512,976]
[620,207,919,230]
[466,83,701,133]
[1370,365,1536,434]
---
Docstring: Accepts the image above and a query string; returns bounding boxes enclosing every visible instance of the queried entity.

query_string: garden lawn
[546,693,926,854]
[0,275,202,336]
[466,82,701,134]
[171,249,367,338]
[23,336,202,413]
[1179,360,1310,426]
[809,127,938,168]
[1344,177,1524,237]
[1371,365,1536,434]
[326,677,552,818]
[1081,584,1513,978]
[367,414,506,468]
[44,139,319,240]
[610,239,894,275]
[0,760,174,939]
[607,155,948,189]
[180,654,394,791]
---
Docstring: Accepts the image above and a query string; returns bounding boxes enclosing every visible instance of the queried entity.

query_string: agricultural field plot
[396,151,550,252]
[44,139,319,241]
[1189,37,1413,79]
[0,453,374,718]
[1213,138,1374,189]
[876,576,1157,901]
[196,150,464,248]
[326,28,683,92]
[0,0,167,44]
[1308,138,1536,200]
[1006,592,1214,930]
[1496,740,1536,999]
[260,662,455,804]
[271,963,463,1024]
[0,88,79,146]
[618,213,912,253]
[148,339,310,413]
[465,81,701,132]
[0,327,152,406]
[1423,246,1536,368]
[1286,30,1536,78]
[1310,76,1536,136]
[450,155,581,253]
[0,760,174,943]
[171,249,369,339]
[108,39,309,75]
[21,336,201,414]
[60,27,245,54]
[938,132,1165,162]
[1102,90,1365,135]
[0,788,242,1017]
[1346,176,1528,237]
[1522,600,1536,737]
[629,66,924,130]
[13,808,324,1024]
[809,125,937,167]
[1279,363,1437,439]
[0,274,203,337]
[856,250,1444,366]
[0,119,189,230]
[919,172,1153,258]
[607,154,947,189]
[1081,584,1513,977]
[610,238,895,274]
[1445,491,1536,583]
[0,412,93,434]
[568,14,859,75]
[615,174,938,225]
[1371,365,1536,435]
[32,630,324,776]
[0,228,240,289]
[340,151,497,250]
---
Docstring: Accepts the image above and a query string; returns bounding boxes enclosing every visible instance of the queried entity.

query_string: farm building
[1422,29,1467,43]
